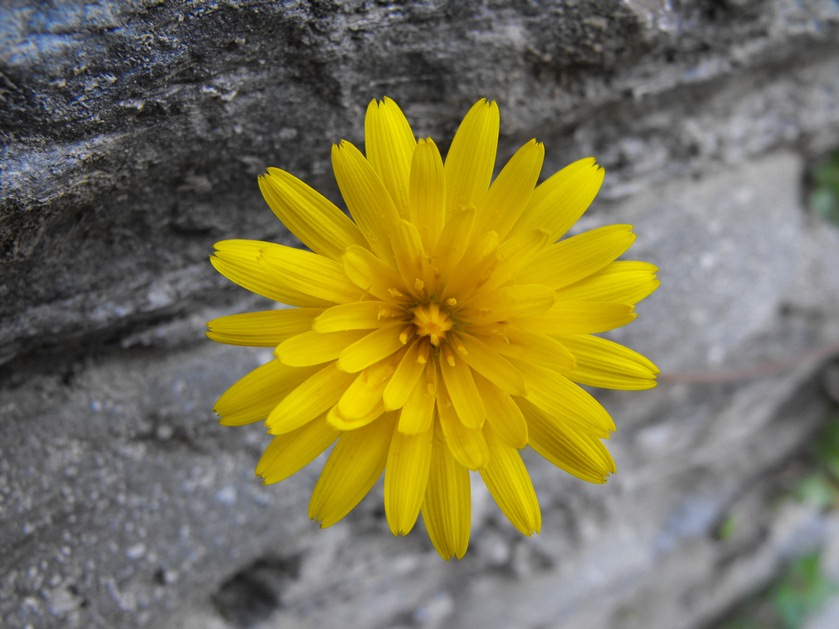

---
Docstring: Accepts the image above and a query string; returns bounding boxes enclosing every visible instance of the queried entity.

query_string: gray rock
[602,151,807,370]
[3,1,839,628]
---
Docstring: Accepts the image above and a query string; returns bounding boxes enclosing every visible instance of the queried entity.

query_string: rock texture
[3,1,839,628]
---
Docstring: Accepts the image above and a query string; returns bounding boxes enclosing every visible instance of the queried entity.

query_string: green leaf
[793,473,837,509]
[771,554,839,629]
[716,515,737,541]
[814,419,839,480]
[810,152,839,226]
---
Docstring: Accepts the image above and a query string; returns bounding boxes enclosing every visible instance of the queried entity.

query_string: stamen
[442,346,456,367]
[454,340,467,357]
[490,326,510,343]
[377,306,402,320]
[445,297,457,307]
[416,341,430,365]
[399,325,414,345]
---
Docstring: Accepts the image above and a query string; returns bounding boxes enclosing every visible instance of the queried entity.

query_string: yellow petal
[479,426,541,535]
[384,423,433,535]
[214,360,318,426]
[475,139,544,239]
[383,340,426,411]
[473,375,528,449]
[331,351,404,427]
[332,140,401,264]
[438,378,489,469]
[431,206,475,287]
[555,261,660,305]
[258,168,367,260]
[459,284,555,323]
[513,361,615,437]
[206,308,322,347]
[520,301,636,335]
[511,157,604,242]
[275,329,368,366]
[308,412,397,528]
[519,224,636,289]
[211,240,331,307]
[365,97,416,217]
[266,363,356,434]
[313,301,400,333]
[409,137,446,251]
[256,414,339,484]
[441,230,499,302]
[398,363,437,435]
[444,99,499,213]
[421,431,471,560]
[558,334,659,390]
[337,323,405,373]
[259,244,362,304]
[519,397,615,484]
[327,399,385,431]
[455,332,527,396]
[342,245,406,302]
[481,228,551,291]
[476,327,576,374]
[439,354,485,430]
[391,220,431,297]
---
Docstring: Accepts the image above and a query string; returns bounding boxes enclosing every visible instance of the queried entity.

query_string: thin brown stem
[658,341,839,385]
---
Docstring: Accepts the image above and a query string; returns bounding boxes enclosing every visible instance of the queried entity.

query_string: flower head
[208,98,659,559]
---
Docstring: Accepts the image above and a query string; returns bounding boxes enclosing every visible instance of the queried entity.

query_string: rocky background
[3,1,839,627]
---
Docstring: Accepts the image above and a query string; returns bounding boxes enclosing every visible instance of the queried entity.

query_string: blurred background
[2,1,839,627]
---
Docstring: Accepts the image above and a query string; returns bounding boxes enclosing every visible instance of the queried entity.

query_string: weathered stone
[605,151,807,369]
[3,0,839,364]
[2,1,839,628]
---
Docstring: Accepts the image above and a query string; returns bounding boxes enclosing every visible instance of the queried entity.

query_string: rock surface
[3,1,839,628]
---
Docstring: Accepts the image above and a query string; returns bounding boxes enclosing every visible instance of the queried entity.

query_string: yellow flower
[208,98,659,559]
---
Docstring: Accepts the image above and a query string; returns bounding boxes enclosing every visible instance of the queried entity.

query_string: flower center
[411,302,453,347]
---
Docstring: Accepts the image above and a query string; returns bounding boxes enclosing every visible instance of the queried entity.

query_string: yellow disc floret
[411,302,453,347]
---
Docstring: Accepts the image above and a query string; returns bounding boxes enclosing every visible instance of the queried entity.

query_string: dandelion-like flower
[208,98,659,559]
